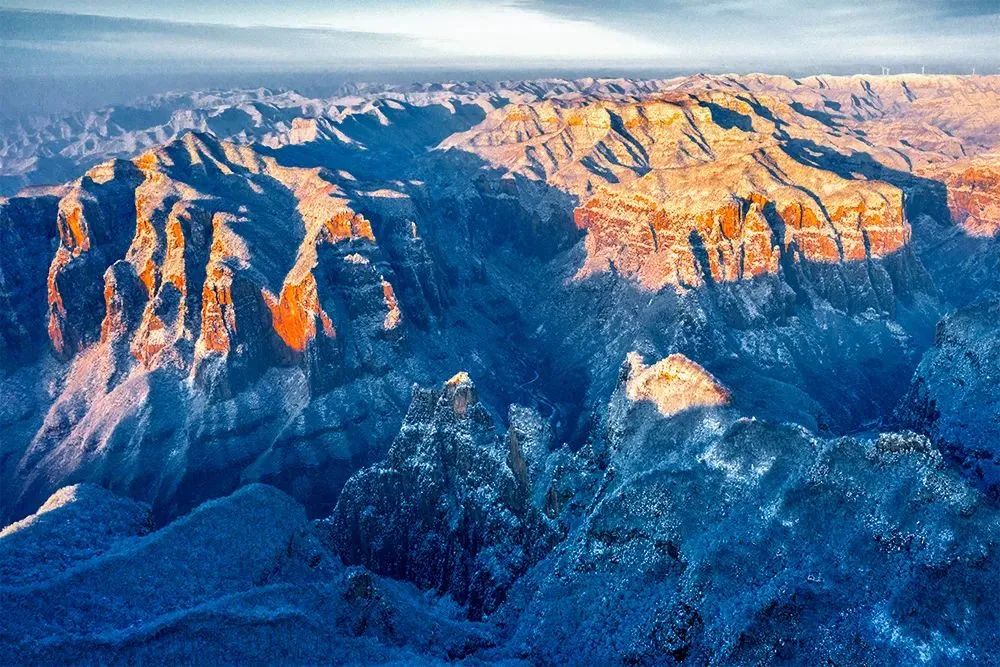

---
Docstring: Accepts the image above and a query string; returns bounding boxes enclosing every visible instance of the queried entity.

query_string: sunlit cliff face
[926,159,1000,238]
[625,352,730,417]
[445,92,915,291]
[438,75,1000,294]
[45,133,402,374]
[6,73,1000,528]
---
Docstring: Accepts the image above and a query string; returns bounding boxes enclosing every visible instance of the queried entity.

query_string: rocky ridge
[3,73,1000,664]
[0,482,496,664]
[5,74,1000,520]
[326,372,565,617]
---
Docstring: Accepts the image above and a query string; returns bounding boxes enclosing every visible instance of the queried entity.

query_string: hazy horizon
[2,1,997,118]
[3,64,998,121]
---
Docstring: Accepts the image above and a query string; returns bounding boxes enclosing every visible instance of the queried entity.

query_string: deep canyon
[2,74,1000,664]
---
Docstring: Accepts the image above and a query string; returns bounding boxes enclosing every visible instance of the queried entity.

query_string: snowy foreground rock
[899,300,1000,492]
[326,372,566,618]
[3,372,999,665]
[0,482,496,665]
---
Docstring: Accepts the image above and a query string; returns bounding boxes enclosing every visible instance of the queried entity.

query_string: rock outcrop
[922,155,1000,238]
[898,299,1000,492]
[504,410,1000,665]
[445,92,917,304]
[43,133,404,382]
[624,352,730,417]
[326,372,563,617]
[0,483,495,664]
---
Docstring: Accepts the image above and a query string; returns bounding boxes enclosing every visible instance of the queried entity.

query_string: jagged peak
[443,371,478,417]
[445,370,474,388]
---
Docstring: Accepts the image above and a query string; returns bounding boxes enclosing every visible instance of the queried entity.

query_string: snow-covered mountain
[2,74,1000,664]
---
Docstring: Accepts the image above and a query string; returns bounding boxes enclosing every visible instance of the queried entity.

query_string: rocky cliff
[5,74,1000,520]
[5,130,443,521]
[898,299,1000,493]
[326,373,565,617]
[3,73,1000,664]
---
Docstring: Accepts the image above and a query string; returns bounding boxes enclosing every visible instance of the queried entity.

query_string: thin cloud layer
[1,0,996,73]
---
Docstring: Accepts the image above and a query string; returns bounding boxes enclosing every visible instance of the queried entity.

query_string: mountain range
[2,74,1000,664]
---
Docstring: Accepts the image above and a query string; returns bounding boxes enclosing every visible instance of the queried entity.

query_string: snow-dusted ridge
[2,73,1000,664]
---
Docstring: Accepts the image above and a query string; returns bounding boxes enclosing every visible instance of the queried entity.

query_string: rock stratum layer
[4,74,1000,665]
[444,94,910,293]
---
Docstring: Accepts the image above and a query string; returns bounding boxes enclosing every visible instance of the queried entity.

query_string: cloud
[318,2,669,61]
[0,0,996,78]
[0,2,670,67]
[0,9,431,76]
[518,0,1000,65]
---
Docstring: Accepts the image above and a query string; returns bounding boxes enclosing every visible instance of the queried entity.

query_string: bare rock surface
[899,299,1000,492]
[327,372,563,617]
[624,352,730,417]
[3,74,1000,665]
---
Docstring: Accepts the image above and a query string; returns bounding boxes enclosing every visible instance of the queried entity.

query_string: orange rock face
[263,275,335,353]
[132,313,168,366]
[923,158,1000,238]
[447,91,913,292]
[572,169,907,291]
[574,193,781,289]
[381,280,402,330]
[46,249,70,356]
[325,210,375,243]
[46,189,116,358]
[61,207,89,252]
[199,265,238,355]
[41,132,405,380]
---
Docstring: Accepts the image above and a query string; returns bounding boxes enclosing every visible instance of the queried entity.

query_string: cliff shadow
[781,137,951,226]
[781,137,1000,307]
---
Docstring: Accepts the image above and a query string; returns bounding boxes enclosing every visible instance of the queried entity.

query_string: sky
[1,1,998,116]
